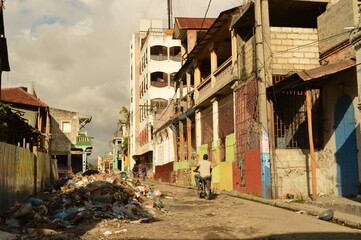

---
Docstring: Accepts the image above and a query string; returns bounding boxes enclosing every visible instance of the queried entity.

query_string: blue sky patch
[31,16,66,32]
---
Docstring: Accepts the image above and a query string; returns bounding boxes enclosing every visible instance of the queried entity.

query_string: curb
[154,181,361,230]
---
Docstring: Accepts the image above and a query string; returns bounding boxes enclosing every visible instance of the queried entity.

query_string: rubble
[0,170,166,237]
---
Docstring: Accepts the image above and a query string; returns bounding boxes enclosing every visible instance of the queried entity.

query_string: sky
[2,0,243,160]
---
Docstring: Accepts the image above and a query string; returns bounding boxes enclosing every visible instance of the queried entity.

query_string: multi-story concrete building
[171,0,361,199]
[50,108,92,173]
[129,20,181,175]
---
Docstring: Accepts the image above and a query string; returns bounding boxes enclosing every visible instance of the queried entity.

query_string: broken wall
[273,68,360,198]
[317,0,359,54]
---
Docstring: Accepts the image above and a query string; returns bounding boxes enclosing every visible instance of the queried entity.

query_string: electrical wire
[200,0,212,30]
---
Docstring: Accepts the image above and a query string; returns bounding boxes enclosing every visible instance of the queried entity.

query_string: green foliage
[122,136,129,155]
[119,106,130,124]
[0,102,11,141]
[87,162,98,171]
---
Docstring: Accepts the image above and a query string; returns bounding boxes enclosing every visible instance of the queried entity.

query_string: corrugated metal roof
[268,59,356,92]
[294,59,355,81]
[1,87,48,107]
[175,17,216,29]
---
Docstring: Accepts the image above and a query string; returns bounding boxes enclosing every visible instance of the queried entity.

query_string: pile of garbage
[0,170,165,235]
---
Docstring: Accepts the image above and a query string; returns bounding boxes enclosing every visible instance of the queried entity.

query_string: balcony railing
[150,55,168,61]
[197,75,211,96]
[151,81,168,87]
[170,55,182,62]
[214,57,232,85]
[76,136,92,146]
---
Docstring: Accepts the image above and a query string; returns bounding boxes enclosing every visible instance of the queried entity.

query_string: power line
[200,0,212,30]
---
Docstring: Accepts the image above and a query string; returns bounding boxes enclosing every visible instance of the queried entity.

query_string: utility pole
[167,0,172,29]
[0,0,10,101]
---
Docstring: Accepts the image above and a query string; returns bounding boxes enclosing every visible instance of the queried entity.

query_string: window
[62,121,71,133]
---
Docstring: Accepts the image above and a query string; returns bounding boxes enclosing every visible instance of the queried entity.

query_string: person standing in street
[141,164,147,181]
[132,164,139,178]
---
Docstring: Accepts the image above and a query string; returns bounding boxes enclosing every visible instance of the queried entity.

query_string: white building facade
[129,20,181,174]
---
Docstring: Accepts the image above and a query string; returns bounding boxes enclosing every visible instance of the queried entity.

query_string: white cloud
[3,0,238,158]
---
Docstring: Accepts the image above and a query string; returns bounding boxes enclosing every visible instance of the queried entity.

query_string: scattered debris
[296,210,308,215]
[0,170,166,237]
[318,209,334,221]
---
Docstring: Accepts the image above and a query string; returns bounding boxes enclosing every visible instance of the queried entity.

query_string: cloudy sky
[3,0,243,159]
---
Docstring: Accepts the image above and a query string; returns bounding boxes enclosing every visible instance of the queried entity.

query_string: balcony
[214,57,232,86]
[76,135,92,146]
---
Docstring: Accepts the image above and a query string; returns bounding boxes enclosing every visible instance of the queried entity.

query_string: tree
[118,106,130,125]
[118,106,130,155]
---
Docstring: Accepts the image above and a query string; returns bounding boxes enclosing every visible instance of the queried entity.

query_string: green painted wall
[211,164,220,189]
[226,133,235,162]
[173,160,189,171]
[198,144,208,161]
[13,107,37,128]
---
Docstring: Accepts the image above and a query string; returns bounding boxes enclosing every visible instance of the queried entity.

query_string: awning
[172,107,195,124]
[268,59,356,93]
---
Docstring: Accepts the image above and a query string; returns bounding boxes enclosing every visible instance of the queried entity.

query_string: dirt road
[17,181,361,240]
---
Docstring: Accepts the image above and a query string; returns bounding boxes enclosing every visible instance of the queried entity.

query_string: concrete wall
[318,0,359,54]
[320,67,360,195]
[274,149,312,198]
[50,108,79,154]
[273,68,360,198]
[271,27,320,75]
[238,35,255,79]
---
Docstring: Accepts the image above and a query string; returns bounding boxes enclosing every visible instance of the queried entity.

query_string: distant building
[0,87,51,152]
[49,107,92,173]
[129,19,181,175]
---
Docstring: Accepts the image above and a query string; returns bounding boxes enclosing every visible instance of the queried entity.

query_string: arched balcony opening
[151,72,168,87]
[169,46,181,62]
[150,45,168,61]
[151,98,169,114]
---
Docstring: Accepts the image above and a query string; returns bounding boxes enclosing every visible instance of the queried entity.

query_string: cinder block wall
[271,27,320,75]
[317,0,358,54]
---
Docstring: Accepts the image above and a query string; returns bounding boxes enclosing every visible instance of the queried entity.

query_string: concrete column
[211,98,219,143]
[231,29,238,73]
[194,65,201,99]
[186,73,191,108]
[186,117,192,161]
[187,30,197,53]
[82,152,87,172]
[255,0,272,199]
[195,110,202,149]
[350,24,361,111]
[67,153,71,167]
[179,121,185,161]
[210,47,218,86]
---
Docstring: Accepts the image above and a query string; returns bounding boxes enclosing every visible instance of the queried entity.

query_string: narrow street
[71,182,360,240]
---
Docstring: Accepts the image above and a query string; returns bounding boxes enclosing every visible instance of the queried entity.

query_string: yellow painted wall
[219,161,233,191]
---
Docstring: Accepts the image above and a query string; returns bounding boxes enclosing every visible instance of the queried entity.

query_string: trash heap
[0,170,165,235]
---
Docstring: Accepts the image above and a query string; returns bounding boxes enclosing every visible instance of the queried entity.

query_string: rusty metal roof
[268,59,356,92]
[175,17,216,29]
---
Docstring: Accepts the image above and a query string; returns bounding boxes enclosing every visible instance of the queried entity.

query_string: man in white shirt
[194,154,212,189]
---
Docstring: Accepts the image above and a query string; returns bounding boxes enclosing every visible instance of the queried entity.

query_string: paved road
[80,181,361,240]
[12,181,361,240]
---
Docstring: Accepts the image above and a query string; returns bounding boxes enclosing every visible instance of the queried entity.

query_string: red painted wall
[154,162,173,182]
[233,150,262,196]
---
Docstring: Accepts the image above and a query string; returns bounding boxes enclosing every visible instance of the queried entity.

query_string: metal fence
[0,142,58,213]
